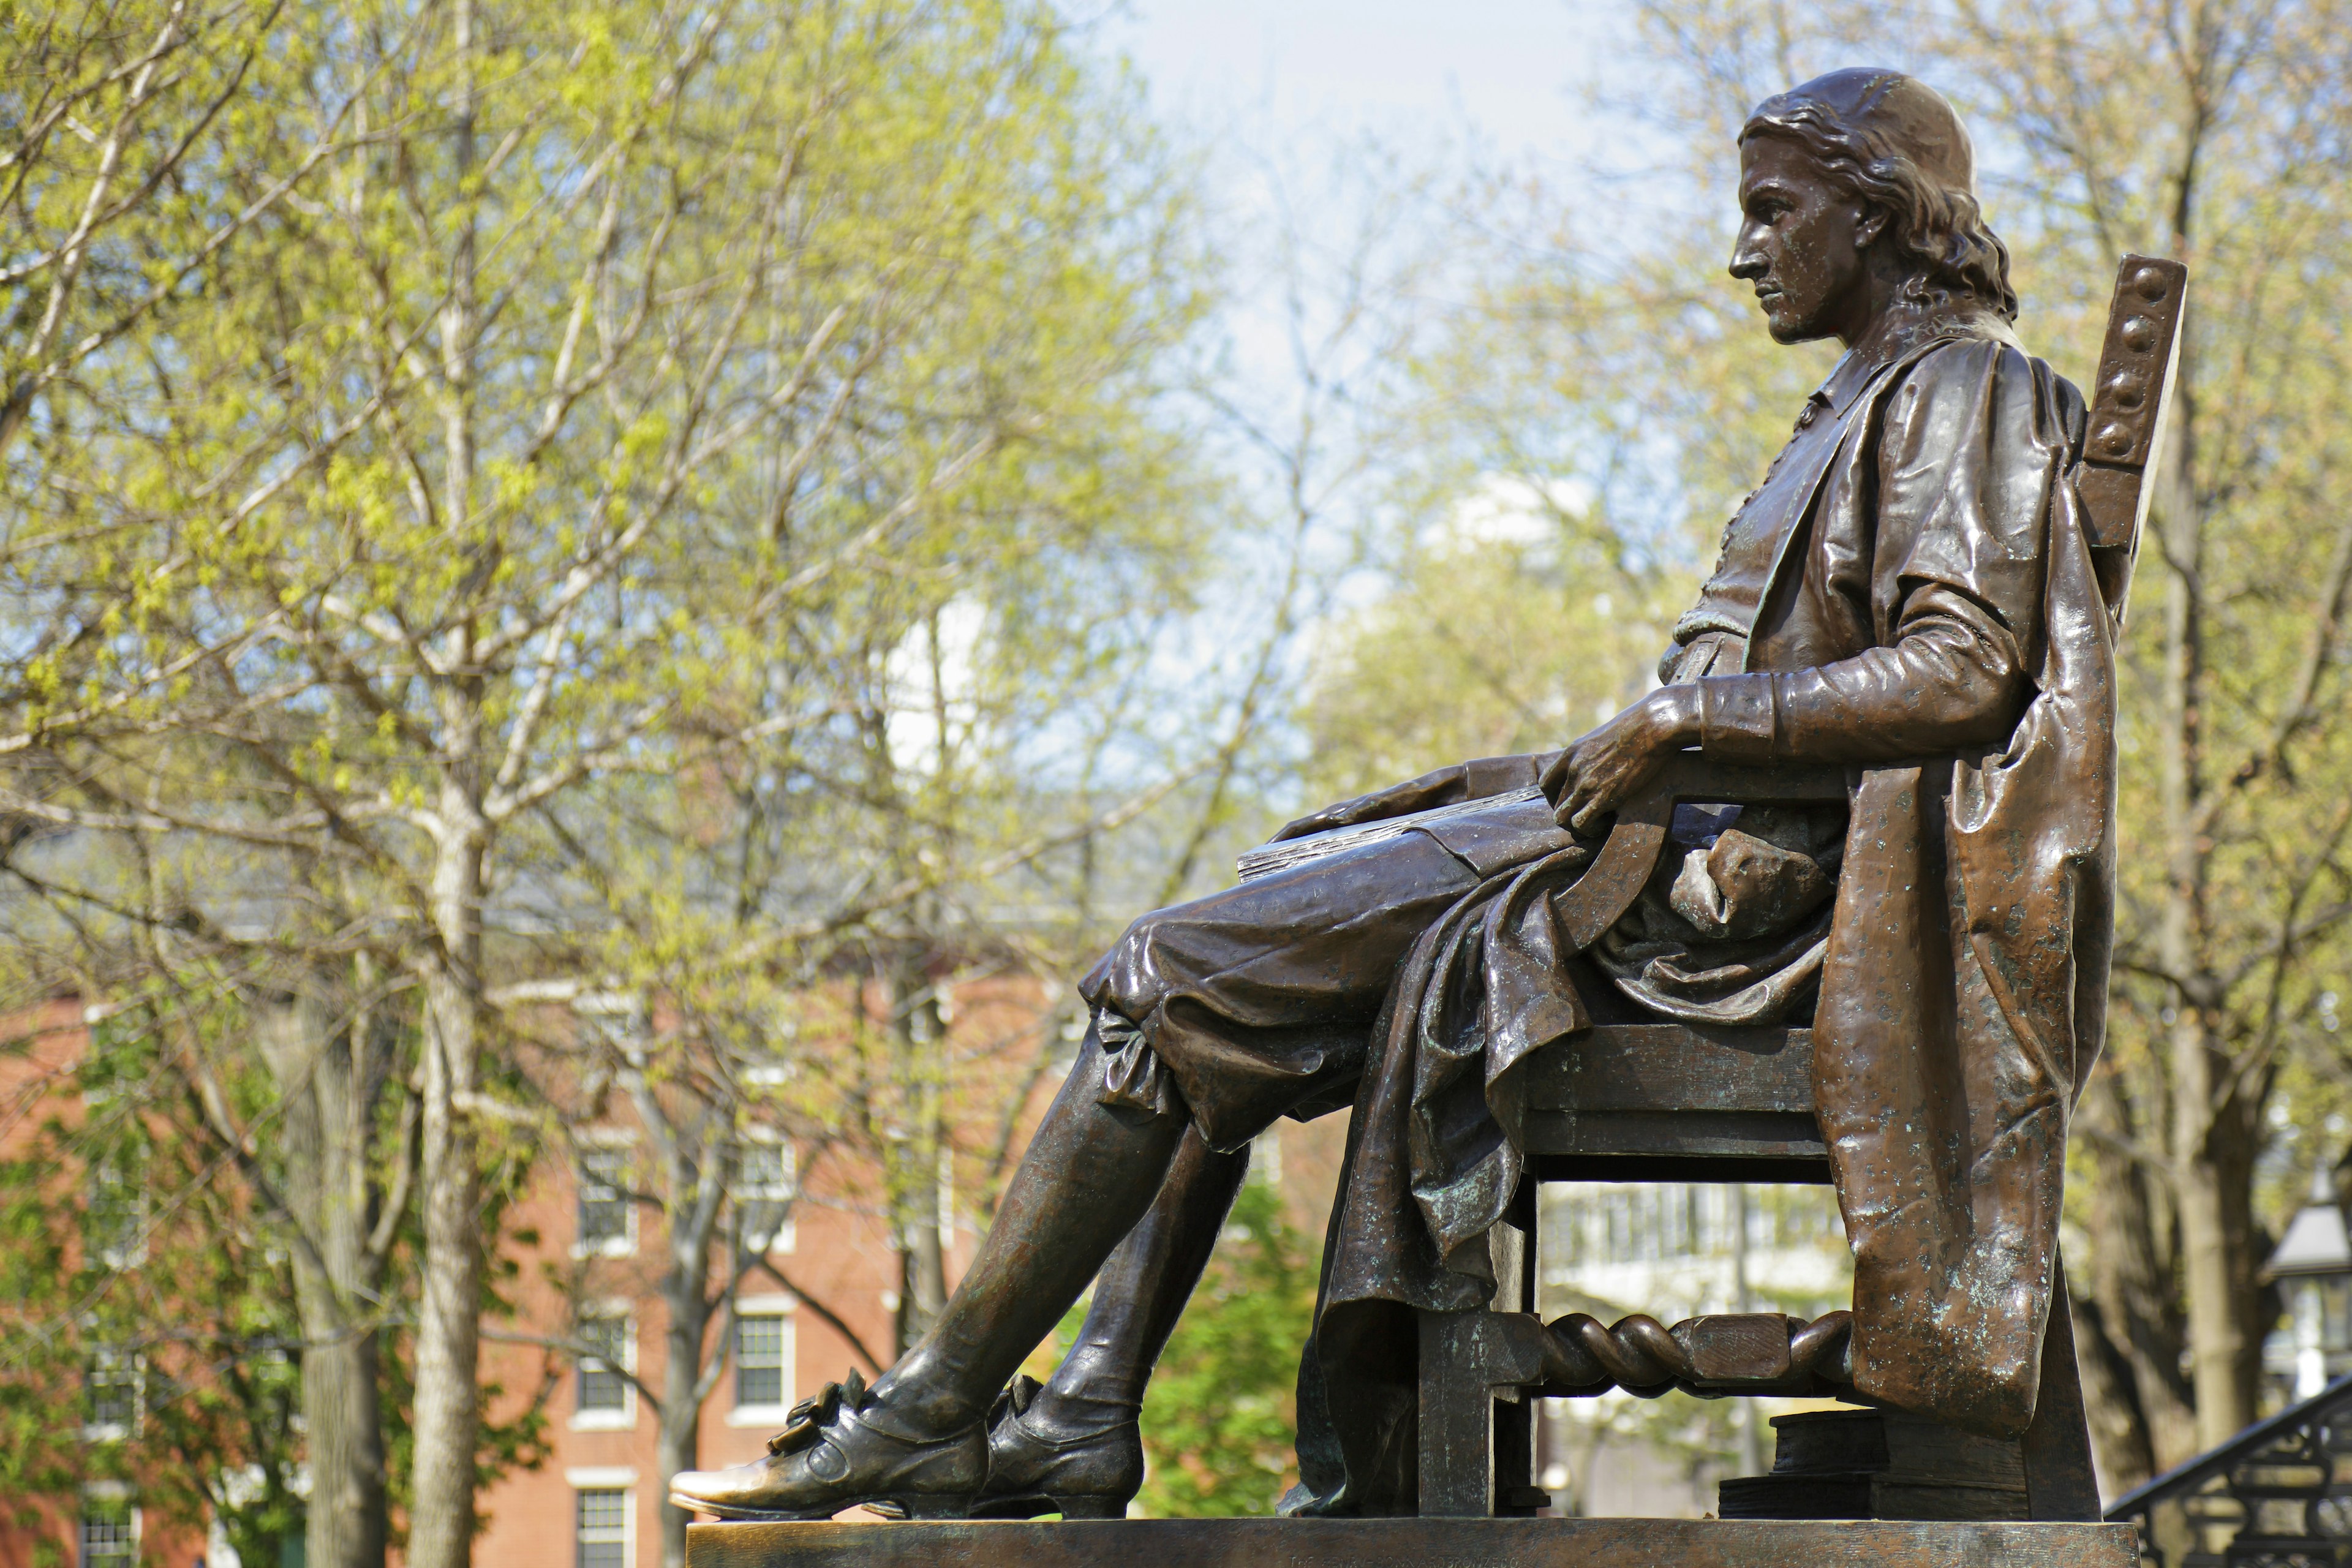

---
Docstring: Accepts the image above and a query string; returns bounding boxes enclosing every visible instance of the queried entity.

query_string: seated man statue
[672,64,2116,1522]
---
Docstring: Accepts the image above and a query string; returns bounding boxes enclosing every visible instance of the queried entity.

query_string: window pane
[85,1349,137,1430]
[737,1144,785,1189]
[580,1314,628,1360]
[738,1316,782,1359]
[739,1198,788,1250]
[736,1313,788,1408]
[738,1364,783,1407]
[576,1487,627,1568]
[86,1160,148,1268]
[579,1151,628,1246]
[732,1143,793,1250]
[82,1506,135,1564]
[580,1365,625,1411]
[578,1316,630,1411]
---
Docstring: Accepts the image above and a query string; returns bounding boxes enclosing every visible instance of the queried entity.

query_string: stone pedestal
[1721,1408,2034,1521]
[685,1517,2140,1567]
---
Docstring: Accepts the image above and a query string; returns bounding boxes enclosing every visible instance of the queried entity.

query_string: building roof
[2264,1163,2352,1280]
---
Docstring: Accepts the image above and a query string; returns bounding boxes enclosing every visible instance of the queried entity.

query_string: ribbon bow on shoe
[766,1373,863,1458]
[668,1368,987,1522]
[967,1374,1142,1520]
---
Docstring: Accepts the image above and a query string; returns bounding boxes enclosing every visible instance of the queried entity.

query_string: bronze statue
[669,65,2119,1523]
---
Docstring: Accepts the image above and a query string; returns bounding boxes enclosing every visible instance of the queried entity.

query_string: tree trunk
[2173,1079,2262,1446]
[892,976,948,1356]
[657,1284,709,1568]
[2078,1069,2197,1473]
[2144,306,2269,1448]
[410,926,485,1568]
[410,2,487,1559]
[303,1300,388,1568]
[2071,1293,2155,1497]
[257,992,390,1568]
[899,1191,948,1356]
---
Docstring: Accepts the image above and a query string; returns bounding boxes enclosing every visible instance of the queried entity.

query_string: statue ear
[1853,204,1890,249]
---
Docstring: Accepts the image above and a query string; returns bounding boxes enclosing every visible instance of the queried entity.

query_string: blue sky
[1095,0,1618,175]
[1061,1,1705,787]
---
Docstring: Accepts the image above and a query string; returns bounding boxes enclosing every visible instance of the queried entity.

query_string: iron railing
[2108,1376,2352,1566]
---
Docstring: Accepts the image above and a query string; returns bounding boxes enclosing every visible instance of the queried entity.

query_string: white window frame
[572,1134,637,1259]
[81,1344,142,1441]
[725,1295,797,1427]
[568,1472,635,1568]
[79,1484,138,1568]
[731,1132,796,1256]
[569,1302,638,1432]
[85,1157,148,1272]
[574,992,647,1036]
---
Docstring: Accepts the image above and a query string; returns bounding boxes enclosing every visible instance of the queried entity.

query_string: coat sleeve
[1694,337,2064,765]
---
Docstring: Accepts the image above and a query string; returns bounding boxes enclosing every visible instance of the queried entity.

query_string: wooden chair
[1414,255,2187,1521]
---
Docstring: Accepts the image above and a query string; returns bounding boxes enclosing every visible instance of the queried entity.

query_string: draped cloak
[1291,305,2118,1513]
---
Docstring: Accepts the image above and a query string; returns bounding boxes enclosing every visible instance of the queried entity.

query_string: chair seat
[1520,1021,1831,1183]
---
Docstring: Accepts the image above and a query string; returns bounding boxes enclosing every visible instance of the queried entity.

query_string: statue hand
[1268,765,1464,843]
[1541,688,1702,832]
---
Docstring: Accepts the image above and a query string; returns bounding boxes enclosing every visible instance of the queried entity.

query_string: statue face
[1729,133,1883,345]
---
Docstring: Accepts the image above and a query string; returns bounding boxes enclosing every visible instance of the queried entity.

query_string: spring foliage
[1134,1178,1321,1517]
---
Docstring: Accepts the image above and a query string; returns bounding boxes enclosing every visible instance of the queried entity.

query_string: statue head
[1730,67,2016,347]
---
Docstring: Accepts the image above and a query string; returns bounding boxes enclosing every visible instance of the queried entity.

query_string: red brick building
[0,980,1060,1567]
[0,978,1348,1566]
[469,1125,919,1568]
[0,1001,208,1568]
[469,982,1033,1568]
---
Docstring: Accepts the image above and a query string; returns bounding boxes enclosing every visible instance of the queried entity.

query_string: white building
[1536,1181,1855,1518]
[2261,1163,2352,1401]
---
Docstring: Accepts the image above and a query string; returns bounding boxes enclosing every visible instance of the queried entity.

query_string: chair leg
[2022,1262,2101,1521]
[1417,1215,1538,1517]
[1418,1307,1500,1517]
[1491,1211,1537,1514]
[1493,1394,1539,1515]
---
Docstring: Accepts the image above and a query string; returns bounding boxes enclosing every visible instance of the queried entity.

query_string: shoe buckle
[767,1369,867,1457]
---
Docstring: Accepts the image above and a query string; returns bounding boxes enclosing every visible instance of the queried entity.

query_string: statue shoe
[968,1374,1142,1520]
[668,1371,985,1521]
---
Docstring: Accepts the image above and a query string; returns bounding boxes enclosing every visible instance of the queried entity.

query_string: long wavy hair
[1740,99,2019,323]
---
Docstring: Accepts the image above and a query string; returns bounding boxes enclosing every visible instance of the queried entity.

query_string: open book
[1235,785,1547,881]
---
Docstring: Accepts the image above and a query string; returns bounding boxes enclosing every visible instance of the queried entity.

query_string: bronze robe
[1298,304,2116,1511]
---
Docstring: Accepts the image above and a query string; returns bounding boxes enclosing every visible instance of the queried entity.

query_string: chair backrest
[2075,254,2188,624]
[1518,262,2193,1184]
